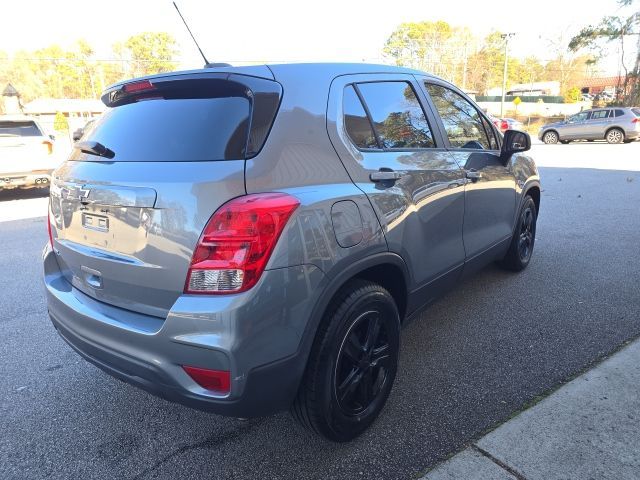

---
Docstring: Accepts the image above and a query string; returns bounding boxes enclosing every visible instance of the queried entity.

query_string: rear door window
[355,81,436,149]
[590,110,610,120]
[424,83,491,149]
[343,85,378,149]
[614,109,625,117]
[0,121,43,137]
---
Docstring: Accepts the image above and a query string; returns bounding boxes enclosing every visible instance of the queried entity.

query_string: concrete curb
[422,338,640,480]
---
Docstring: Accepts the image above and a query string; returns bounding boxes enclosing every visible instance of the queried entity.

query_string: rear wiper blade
[75,141,115,159]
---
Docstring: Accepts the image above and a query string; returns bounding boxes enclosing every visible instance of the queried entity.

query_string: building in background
[580,76,624,96]
[487,81,560,97]
[2,83,23,114]
[22,98,105,134]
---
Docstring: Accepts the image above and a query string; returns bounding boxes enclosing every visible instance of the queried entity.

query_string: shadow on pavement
[0,187,49,203]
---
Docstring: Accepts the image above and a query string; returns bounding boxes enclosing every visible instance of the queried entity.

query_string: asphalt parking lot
[1,141,639,480]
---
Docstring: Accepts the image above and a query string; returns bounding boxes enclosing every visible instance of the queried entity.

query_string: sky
[1,0,637,73]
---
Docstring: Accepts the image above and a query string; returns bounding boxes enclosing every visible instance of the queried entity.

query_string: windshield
[0,121,43,137]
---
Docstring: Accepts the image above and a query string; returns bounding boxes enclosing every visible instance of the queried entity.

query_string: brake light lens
[47,207,53,248]
[185,193,300,294]
[500,120,509,131]
[183,366,230,394]
[632,118,639,123]
[123,80,155,93]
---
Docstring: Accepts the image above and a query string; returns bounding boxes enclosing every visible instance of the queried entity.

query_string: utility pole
[500,33,515,118]
[462,44,468,91]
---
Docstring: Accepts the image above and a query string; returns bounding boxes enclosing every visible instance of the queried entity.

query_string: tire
[587,139,595,142]
[542,131,558,144]
[560,140,571,144]
[291,280,400,442]
[606,128,624,144]
[500,195,537,271]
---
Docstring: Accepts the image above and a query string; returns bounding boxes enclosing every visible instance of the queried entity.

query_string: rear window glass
[0,121,42,137]
[84,96,249,162]
[343,85,378,149]
[632,108,640,117]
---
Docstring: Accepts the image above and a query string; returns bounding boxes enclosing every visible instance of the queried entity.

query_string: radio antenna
[173,1,210,67]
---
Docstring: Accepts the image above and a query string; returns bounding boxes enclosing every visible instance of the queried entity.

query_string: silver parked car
[44,63,540,441]
[539,107,640,144]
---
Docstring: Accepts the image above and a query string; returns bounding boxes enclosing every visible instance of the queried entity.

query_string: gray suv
[44,63,540,441]
[539,107,640,144]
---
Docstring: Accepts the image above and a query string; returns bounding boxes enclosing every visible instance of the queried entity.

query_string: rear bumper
[625,129,640,140]
[1,170,53,189]
[43,245,324,417]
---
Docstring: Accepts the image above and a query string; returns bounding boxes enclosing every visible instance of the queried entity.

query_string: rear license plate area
[82,213,109,232]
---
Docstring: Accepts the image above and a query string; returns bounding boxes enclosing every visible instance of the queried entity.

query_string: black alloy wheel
[335,310,391,416]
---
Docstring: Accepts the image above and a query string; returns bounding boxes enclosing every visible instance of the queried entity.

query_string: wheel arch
[524,184,541,214]
[605,126,625,140]
[287,253,410,399]
[543,129,560,140]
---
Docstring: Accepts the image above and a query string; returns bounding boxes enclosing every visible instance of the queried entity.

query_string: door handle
[465,170,482,182]
[370,169,403,182]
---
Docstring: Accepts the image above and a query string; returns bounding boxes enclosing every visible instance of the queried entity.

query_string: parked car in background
[44,63,540,442]
[539,107,640,144]
[500,118,524,132]
[0,115,57,190]
[72,119,96,142]
[489,116,523,133]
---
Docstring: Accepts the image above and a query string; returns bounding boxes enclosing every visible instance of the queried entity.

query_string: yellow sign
[513,96,522,106]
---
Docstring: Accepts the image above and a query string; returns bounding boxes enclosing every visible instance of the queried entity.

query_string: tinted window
[630,108,640,117]
[343,85,378,149]
[590,110,610,120]
[480,116,499,150]
[569,112,590,122]
[615,109,625,117]
[84,96,250,161]
[0,121,42,137]
[357,82,435,149]
[425,83,490,149]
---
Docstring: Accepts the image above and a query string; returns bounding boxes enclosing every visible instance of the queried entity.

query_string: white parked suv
[0,115,57,190]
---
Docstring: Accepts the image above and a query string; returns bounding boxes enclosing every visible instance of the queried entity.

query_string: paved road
[1,142,640,480]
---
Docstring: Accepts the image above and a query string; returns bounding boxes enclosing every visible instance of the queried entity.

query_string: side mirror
[501,129,530,161]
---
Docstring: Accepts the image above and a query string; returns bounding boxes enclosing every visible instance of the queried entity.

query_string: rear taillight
[123,80,155,93]
[500,120,509,131]
[185,193,300,294]
[47,208,53,248]
[632,118,639,123]
[183,366,230,394]
[42,140,53,155]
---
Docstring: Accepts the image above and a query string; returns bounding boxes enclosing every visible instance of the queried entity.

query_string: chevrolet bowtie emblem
[62,185,91,202]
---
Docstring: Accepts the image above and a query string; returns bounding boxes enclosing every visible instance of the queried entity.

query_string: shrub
[53,111,69,132]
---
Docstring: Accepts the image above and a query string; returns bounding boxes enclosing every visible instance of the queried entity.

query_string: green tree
[53,111,68,132]
[565,86,582,103]
[383,21,475,86]
[121,32,179,77]
[569,0,640,105]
